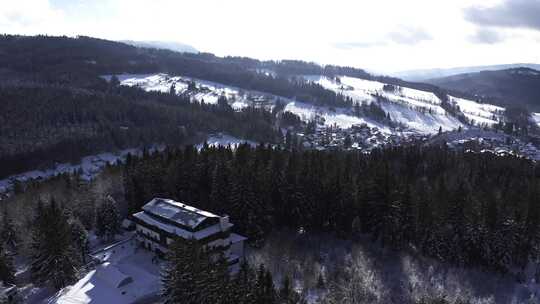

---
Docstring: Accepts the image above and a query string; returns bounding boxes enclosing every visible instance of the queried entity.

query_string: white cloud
[1,0,66,35]
[1,0,539,73]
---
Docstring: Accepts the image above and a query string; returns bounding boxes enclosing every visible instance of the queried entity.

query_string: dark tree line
[124,144,540,273]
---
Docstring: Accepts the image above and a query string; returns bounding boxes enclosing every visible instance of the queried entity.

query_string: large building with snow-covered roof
[132,198,246,272]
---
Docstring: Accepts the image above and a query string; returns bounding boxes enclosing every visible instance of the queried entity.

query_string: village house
[131,198,247,272]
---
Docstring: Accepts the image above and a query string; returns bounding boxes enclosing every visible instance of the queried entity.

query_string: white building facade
[132,198,247,272]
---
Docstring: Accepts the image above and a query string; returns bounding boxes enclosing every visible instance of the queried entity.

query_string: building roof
[230,233,248,244]
[141,198,219,229]
[133,211,227,240]
[95,262,133,288]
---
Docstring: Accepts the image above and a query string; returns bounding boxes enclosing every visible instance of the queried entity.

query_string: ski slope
[448,96,504,126]
[107,73,393,132]
[284,101,392,133]
[306,75,464,133]
[107,73,510,135]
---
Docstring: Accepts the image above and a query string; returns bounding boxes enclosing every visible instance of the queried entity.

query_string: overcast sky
[2,0,540,73]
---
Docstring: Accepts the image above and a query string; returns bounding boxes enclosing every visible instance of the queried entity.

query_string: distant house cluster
[298,124,405,151]
[131,198,247,272]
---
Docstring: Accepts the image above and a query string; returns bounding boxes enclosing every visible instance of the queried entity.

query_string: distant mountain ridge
[393,63,540,82]
[120,40,198,54]
[426,67,540,110]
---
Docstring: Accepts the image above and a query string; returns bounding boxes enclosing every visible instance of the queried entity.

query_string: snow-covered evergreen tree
[95,195,121,242]
[70,218,89,264]
[161,237,230,304]
[30,199,78,289]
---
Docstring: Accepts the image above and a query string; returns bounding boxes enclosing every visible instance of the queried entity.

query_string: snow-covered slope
[448,96,504,126]
[105,73,277,110]
[306,75,466,133]
[284,101,392,133]
[106,74,390,131]
[107,73,510,135]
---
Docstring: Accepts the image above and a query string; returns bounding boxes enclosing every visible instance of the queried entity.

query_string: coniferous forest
[124,144,540,274]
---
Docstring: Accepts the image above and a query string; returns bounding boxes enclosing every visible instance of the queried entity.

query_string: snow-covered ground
[305,75,465,133]
[250,230,540,304]
[0,135,252,197]
[448,96,504,126]
[107,73,397,133]
[379,102,461,134]
[0,147,151,195]
[284,101,392,133]
[52,236,161,304]
[103,73,284,110]
[109,73,488,135]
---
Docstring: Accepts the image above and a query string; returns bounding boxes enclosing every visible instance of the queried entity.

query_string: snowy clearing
[197,133,256,149]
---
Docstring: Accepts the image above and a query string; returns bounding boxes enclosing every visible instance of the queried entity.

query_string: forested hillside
[0,83,279,178]
[427,68,540,110]
[124,144,540,274]
[0,35,363,178]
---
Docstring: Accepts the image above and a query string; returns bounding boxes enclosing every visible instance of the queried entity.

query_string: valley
[1,34,540,304]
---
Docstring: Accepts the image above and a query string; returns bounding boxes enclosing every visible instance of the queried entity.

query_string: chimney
[220,215,230,231]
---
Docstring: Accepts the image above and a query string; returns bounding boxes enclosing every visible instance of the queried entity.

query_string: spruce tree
[210,162,230,214]
[95,196,121,242]
[70,218,89,264]
[30,199,78,289]
[231,261,257,303]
